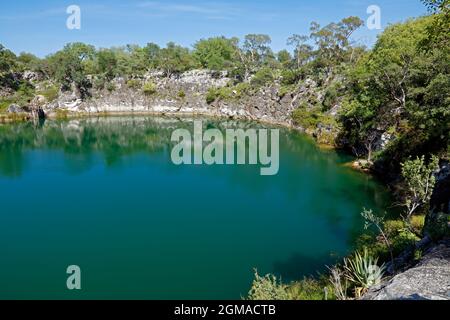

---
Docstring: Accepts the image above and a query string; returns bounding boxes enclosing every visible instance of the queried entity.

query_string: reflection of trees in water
[0,117,391,252]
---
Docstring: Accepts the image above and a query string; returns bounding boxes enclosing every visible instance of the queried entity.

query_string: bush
[322,86,338,111]
[286,277,334,300]
[106,82,116,92]
[178,90,186,98]
[292,106,337,131]
[127,79,141,89]
[143,82,157,96]
[410,215,426,235]
[247,270,289,300]
[206,88,218,104]
[280,69,303,86]
[251,67,274,87]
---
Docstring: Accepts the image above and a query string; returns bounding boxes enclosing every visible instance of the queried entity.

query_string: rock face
[42,69,312,127]
[363,242,450,300]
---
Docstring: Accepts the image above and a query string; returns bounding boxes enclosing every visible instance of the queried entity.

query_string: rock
[7,104,25,113]
[23,70,42,82]
[363,242,450,300]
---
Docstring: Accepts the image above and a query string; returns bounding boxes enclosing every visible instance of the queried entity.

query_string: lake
[0,116,391,299]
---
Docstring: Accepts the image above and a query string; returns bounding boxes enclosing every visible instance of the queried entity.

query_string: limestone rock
[363,242,450,300]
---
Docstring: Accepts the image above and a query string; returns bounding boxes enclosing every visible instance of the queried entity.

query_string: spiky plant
[343,248,385,296]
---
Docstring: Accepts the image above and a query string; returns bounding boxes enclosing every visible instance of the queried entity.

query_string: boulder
[7,104,25,113]
[363,242,450,300]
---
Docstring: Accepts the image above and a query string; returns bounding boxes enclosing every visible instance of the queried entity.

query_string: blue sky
[0,0,428,57]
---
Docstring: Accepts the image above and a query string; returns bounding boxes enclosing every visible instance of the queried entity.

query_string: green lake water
[0,116,391,299]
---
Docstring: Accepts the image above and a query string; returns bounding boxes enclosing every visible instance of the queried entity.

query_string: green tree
[0,44,17,74]
[277,49,292,68]
[401,155,439,218]
[193,37,238,71]
[96,49,118,80]
[47,42,95,97]
[287,34,313,68]
[309,17,364,76]
[157,42,195,77]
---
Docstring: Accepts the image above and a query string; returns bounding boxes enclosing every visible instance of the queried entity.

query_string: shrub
[287,277,334,300]
[322,86,338,111]
[410,215,426,235]
[280,69,303,86]
[178,90,186,98]
[143,82,157,96]
[278,85,294,98]
[206,88,218,104]
[127,79,141,89]
[251,67,274,87]
[106,82,116,92]
[247,270,289,300]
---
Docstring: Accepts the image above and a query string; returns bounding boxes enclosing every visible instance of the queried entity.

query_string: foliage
[343,248,385,295]
[193,37,238,71]
[247,270,289,300]
[142,82,157,96]
[46,42,95,97]
[157,42,195,77]
[0,44,17,74]
[126,79,142,89]
[286,277,333,300]
[177,90,186,99]
[401,155,439,218]
[250,67,274,87]
[340,15,449,168]
[36,83,59,102]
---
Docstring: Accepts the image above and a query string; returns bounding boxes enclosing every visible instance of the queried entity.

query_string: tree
[0,44,17,74]
[96,49,118,80]
[47,42,95,97]
[287,34,313,68]
[277,49,292,68]
[143,42,161,69]
[309,17,364,76]
[193,37,238,71]
[157,42,195,77]
[16,52,41,72]
[401,155,439,218]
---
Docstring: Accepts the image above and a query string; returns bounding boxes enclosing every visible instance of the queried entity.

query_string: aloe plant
[343,248,385,291]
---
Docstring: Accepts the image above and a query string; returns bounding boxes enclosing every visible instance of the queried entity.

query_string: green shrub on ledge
[143,82,157,96]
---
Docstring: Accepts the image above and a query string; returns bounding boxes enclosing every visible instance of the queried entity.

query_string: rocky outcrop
[363,241,450,300]
[42,70,308,128]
